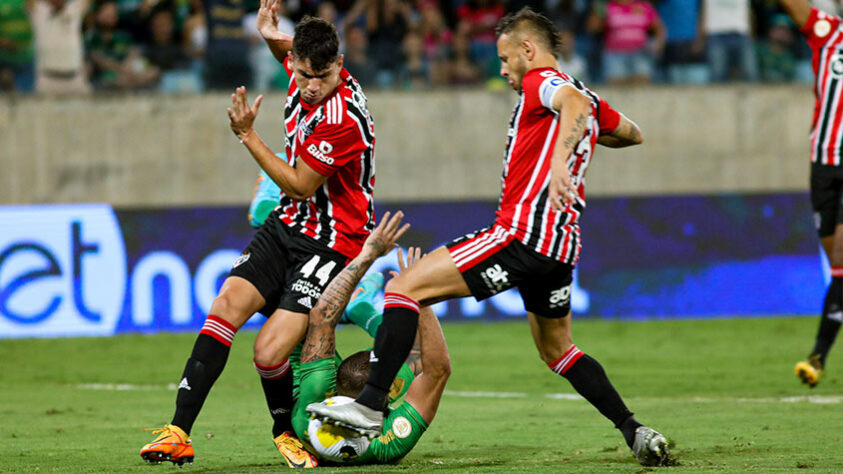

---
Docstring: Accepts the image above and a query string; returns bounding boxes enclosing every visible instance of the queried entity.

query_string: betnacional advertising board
[0,195,827,338]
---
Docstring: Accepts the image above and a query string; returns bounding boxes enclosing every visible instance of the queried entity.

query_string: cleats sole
[311,415,380,439]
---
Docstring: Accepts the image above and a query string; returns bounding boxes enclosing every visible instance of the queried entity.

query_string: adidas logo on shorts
[297,296,313,309]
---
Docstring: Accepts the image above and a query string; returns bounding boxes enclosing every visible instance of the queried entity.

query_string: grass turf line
[1,316,841,472]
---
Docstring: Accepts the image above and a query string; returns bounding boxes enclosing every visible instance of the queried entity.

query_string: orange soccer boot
[274,431,318,468]
[140,424,195,465]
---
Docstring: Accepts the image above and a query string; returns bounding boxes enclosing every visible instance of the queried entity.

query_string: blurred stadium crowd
[0,0,836,94]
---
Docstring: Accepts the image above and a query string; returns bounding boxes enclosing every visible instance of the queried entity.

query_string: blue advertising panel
[0,194,826,338]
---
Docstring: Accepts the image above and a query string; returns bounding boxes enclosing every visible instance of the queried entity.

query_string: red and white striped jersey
[495,67,613,265]
[277,56,376,259]
[801,8,843,165]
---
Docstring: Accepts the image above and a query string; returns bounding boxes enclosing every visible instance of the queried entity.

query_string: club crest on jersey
[296,108,324,144]
[232,252,250,268]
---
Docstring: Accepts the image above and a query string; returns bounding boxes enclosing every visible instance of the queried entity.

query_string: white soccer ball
[307,396,372,462]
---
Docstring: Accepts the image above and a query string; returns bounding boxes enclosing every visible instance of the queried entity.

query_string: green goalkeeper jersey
[292,356,424,464]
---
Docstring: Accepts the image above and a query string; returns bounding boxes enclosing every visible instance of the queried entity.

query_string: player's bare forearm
[263,34,293,64]
[552,89,591,166]
[417,306,449,378]
[779,0,811,28]
[301,254,377,363]
[597,113,643,148]
[405,334,422,376]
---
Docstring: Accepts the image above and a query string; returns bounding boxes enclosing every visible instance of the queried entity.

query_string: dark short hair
[495,7,561,54]
[292,16,340,72]
[336,350,371,398]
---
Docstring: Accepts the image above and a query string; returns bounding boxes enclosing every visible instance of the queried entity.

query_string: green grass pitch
[2,316,842,473]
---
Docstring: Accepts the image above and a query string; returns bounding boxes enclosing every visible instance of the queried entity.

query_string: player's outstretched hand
[227,86,263,142]
[256,0,281,39]
[391,247,423,278]
[362,211,410,260]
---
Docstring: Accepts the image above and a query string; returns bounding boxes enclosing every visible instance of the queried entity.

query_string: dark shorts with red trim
[811,162,843,238]
[446,224,574,318]
[229,209,348,316]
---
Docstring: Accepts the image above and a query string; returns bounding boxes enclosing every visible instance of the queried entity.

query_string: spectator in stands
[146,3,204,92]
[343,24,377,86]
[364,0,414,88]
[86,0,159,90]
[756,13,796,82]
[203,0,252,89]
[701,0,757,82]
[0,0,35,92]
[558,28,587,81]
[658,0,708,84]
[590,0,666,85]
[399,30,429,89]
[30,0,90,94]
[181,0,206,83]
[419,0,451,85]
[448,31,481,85]
[456,0,504,78]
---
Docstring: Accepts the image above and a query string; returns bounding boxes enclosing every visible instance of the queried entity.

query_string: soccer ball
[307,396,372,462]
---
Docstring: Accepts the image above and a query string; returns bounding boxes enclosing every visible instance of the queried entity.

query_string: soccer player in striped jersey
[310,7,670,467]
[780,0,843,388]
[140,4,378,467]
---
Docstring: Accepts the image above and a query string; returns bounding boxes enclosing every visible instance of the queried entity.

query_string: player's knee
[252,338,282,367]
[384,273,416,299]
[208,293,245,327]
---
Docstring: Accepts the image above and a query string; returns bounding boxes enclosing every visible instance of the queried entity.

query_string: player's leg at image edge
[549,344,672,467]
[140,315,237,465]
[796,267,843,387]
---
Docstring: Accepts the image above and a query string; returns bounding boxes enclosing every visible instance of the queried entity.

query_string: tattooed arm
[301,211,410,364]
[547,86,592,211]
[597,113,644,148]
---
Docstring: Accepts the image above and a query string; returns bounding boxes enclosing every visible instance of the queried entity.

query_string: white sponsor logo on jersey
[549,285,572,309]
[483,264,510,292]
[307,141,335,164]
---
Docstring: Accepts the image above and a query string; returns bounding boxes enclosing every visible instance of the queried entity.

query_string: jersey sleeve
[292,358,337,441]
[597,97,621,135]
[523,69,585,113]
[800,7,843,50]
[354,403,429,464]
[299,118,367,177]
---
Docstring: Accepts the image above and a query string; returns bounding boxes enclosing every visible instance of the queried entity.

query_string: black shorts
[446,225,574,318]
[229,209,348,316]
[810,162,843,238]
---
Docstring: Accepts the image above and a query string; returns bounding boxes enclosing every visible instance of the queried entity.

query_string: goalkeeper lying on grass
[278,229,451,466]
